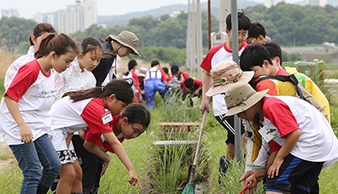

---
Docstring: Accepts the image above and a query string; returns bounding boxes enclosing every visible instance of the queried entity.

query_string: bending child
[83,103,150,176]
[0,33,79,194]
[50,79,141,194]
[223,82,338,194]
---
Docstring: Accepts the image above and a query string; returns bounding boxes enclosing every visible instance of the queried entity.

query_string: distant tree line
[2,3,338,64]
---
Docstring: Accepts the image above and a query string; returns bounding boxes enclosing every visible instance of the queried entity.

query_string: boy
[223,82,338,194]
[144,60,168,109]
[199,12,250,177]
[181,77,202,106]
[264,42,330,121]
[239,43,327,193]
[246,22,268,45]
[171,65,189,89]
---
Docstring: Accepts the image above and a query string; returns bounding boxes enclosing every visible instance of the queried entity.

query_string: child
[122,59,141,103]
[55,37,103,99]
[181,77,202,106]
[161,67,171,82]
[144,60,168,109]
[0,33,79,194]
[92,31,140,87]
[52,36,103,193]
[199,11,250,178]
[223,82,338,194]
[170,65,189,90]
[50,79,141,194]
[83,103,150,176]
[4,22,56,89]
[245,22,267,45]
[136,67,147,103]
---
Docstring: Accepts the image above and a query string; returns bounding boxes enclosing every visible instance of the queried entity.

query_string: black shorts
[266,154,323,193]
[215,114,245,145]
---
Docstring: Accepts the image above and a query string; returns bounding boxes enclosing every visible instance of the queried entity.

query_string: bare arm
[268,129,301,178]
[102,132,142,189]
[4,96,33,144]
[200,71,212,114]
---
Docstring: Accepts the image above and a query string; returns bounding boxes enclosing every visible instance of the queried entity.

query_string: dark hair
[81,37,102,56]
[240,44,273,71]
[184,78,194,89]
[122,103,151,129]
[226,12,251,31]
[29,23,56,45]
[151,60,160,67]
[34,33,79,59]
[128,59,137,71]
[248,22,266,39]
[264,41,282,65]
[162,67,169,74]
[63,79,134,104]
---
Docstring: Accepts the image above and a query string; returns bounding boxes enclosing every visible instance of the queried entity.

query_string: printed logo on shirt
[101,112,113,125]
[31,90,59,99]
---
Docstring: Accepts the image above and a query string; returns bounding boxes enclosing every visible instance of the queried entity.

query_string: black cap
[171,65,179,75]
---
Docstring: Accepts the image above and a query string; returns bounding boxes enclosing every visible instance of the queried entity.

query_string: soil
[0,142,15,173]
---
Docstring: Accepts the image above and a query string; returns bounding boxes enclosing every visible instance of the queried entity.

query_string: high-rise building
[33,13,55,26]
[58,0,97,34]
[307,0,327,7]
[264,0,285,8]
[1,8,19,18]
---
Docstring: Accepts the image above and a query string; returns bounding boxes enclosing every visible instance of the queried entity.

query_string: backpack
[252,74,329,121]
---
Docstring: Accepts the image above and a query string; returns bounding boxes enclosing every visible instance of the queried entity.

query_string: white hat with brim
[205,61,254,97]
[109,30,141,57]
[222,82,269,120]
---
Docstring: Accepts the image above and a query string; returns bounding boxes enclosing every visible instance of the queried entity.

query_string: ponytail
[63,79,134,104]
[34,33,79,59]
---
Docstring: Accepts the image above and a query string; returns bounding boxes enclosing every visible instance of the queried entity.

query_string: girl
[4,22,56,89]
[0,33,79,194]
[55,36,103,99]
[50,79,141,194]
[52,36,103,193]
[83,103,150,179]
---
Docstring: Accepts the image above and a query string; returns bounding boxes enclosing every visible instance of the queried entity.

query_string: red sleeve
[200,43,224,72]
[82,98,113,147]
[262,97,299,138]
[5,60,40,102]
[194,79,202,86]
[131,71,140,87]
[181,71,189,79]
[256,79,278,96]
[158,68,167,82]
[269,140,282,152]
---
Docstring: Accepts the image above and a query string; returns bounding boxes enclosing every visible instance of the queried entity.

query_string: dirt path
[0,142,15,173]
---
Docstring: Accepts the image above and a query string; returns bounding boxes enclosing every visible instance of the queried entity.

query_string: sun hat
[136,67,147,77]
[171,65,179,75]
[205,61,254,96]
[109,31,141,56]
[222,82,269,119]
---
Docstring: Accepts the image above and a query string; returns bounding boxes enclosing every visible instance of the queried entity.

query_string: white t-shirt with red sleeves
[260,95,338,168]
[0,59,57,145]
[51,96,113,148]
[200,42,247,116]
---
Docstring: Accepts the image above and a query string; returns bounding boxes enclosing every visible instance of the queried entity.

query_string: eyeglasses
[246,37,257,44]
[230,31,248,40]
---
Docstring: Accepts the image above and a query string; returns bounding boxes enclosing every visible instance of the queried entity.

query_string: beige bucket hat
[205,61,254,96]
[223,82,269,119]
[136,67,147,77]
[109,30,141,56]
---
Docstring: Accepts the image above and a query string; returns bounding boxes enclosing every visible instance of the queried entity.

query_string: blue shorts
[266,154,323,193]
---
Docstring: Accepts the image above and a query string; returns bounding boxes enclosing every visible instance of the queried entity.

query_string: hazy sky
[1,0,299,19]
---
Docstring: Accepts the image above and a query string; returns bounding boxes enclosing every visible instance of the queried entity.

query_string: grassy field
[0,49,338,193]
